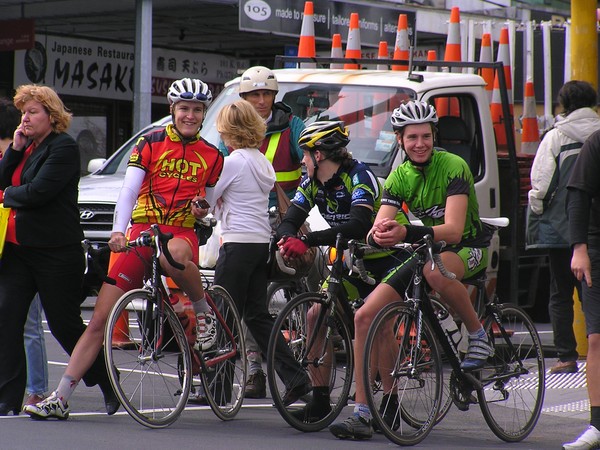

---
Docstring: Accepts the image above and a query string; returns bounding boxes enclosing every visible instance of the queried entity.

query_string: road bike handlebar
[82,239,116,285]
[127,224,186,271]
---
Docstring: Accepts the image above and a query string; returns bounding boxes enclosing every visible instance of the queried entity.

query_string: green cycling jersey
[381,149,492,248]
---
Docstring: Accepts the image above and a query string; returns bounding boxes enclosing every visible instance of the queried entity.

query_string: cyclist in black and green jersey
[276,121,413,424]
[330,100,494,441]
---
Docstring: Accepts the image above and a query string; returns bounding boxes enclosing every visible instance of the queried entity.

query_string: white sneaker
[194,310,217,351]
[563,425,600,450]
[23,391,70,420]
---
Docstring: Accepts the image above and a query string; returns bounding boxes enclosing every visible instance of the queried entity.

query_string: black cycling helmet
[298,120,350,152]
[390,100,438,130]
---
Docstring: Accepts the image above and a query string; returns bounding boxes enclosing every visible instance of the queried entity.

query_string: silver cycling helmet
[390,100,438,130]
[239,66,279,94]
[167,78,212,106]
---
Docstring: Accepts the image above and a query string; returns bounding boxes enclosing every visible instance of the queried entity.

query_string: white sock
[56,375,79,403]
[192,295,210,314]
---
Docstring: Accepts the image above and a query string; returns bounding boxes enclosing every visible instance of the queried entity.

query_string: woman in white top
[206,100,311,405]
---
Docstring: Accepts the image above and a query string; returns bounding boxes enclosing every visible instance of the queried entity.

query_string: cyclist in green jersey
[330,100,494,441]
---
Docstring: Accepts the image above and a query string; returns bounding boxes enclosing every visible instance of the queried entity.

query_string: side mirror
[87,158,107,174]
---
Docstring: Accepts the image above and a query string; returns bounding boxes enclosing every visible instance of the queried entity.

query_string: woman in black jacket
[0,84,115,415]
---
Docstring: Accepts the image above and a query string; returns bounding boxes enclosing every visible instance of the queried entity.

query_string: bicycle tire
[267,280,306,319]
[477,303,545,442]
[364,301,442,446]
[266,292,354,432]
[430,297,454,425]
[199,285,247,420]
[104,289,192,429]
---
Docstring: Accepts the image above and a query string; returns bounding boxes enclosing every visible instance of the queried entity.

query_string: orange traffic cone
[491,27,514,149]
[392,14,409,71]
[521,80,540,154]
[444,7,462,68]
[330,33,343,69]
[426,50,437,72]
[298,1,316,68]
[436,7,462,117]
[344,13,361,69]
[377,41,389,70]
[479,33,493,103]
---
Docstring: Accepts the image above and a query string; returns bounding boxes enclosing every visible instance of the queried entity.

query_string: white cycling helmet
[239,66,279,95]
[167,78,212,106]
[390,100,438,130]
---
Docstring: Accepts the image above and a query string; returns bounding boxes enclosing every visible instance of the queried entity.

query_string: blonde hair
[217,100,266,149]
[13,84,72,133]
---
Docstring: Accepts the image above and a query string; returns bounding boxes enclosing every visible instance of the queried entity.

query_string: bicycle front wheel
[477,303,545,442]
[364,301,442,446]
[104,289,192,429]
[267,292,354,432]
[199,285,247,420]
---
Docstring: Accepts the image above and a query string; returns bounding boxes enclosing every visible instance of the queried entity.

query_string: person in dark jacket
[0,84,115,416]
[563,128,600,449]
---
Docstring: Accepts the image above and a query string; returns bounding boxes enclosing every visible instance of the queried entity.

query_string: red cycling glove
[280,236,309,259]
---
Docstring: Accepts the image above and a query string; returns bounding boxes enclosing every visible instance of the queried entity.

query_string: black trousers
[548,248,582,362]
[0,243,109,407]
[214,242,308,388]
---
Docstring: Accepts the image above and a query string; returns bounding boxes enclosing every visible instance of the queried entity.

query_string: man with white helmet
[25,78,224,419]
[220,66,305,399]
[221,65,304,208]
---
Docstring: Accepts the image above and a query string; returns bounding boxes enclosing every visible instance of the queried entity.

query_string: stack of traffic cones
[330,34,343,69]
[479,33,494,103]
[427,50,438,72]
[392,14,409,71]
[377,41,389,70]
[490,27,514,149]
[437,7,462,116]
[520,80,540,154]
[344,13,361,69]
[444,7,462,69]
[297,1,316,68]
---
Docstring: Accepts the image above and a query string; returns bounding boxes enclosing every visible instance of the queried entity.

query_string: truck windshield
[202,82,415,178]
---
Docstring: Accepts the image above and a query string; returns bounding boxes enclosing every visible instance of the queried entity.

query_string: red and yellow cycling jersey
[128,124,224,228]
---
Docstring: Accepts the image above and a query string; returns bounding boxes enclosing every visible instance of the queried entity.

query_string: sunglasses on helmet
[179,92,209,101]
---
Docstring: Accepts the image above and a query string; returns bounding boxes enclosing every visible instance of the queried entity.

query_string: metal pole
[133,0,152,133]
[542,21,552,127]
[571,0,598,88]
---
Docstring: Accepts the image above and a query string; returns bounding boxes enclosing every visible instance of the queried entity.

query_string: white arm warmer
[112,166,145,234]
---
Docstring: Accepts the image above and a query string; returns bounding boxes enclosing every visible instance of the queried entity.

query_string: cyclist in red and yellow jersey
[25,78,224,420]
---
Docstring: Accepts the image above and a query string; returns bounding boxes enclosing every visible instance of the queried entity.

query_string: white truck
[79,57,543,311]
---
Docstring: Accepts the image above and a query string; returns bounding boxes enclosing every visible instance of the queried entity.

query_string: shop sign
[14,34,249,101]
[0,19,35,51]
[240,0,416,48]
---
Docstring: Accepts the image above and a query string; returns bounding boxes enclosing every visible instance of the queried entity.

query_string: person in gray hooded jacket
[527,80,600,374]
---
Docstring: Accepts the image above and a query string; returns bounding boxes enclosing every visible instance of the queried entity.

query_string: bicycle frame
[300,234,355,366]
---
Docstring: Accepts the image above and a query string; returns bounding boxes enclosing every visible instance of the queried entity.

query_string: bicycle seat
[480,217,509,228]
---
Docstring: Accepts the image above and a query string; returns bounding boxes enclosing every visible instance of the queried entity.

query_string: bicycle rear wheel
[199,285,247,420]
[477,303,545,442]
[104,289,192,429]
[364,301,442,446]
[266,292,354,432]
